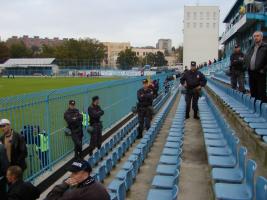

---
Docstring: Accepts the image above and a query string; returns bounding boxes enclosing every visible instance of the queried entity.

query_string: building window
[137,52,139,56]
[206,12,210,19]
[200,23,203,28]
[187,12,190,20]
[193,22,197,28]
[187,22,190,28]
[200,12,203,19]
[193,12,197,20]
[206,23,209,28]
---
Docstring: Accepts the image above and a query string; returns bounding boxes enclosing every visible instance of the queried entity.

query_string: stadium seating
[146,95,186,200]
[108,85,179,200]
[207,78,267,143]
[198,91,263,200]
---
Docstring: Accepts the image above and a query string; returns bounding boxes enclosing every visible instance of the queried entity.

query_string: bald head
[253,31,263,45]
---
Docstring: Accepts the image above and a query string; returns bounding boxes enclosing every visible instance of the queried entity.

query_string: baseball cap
[68,160,92,173]
[69,100,75,105]
[191,61,196,67]
[0,119,11,126]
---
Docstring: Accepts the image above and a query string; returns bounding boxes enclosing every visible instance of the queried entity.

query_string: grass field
[0,77,119,98]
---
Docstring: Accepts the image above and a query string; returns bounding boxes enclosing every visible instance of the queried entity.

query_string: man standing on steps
[88,96,104,156]
[137,79,154,139]
[180,61,207,119]
[64,100,83,159]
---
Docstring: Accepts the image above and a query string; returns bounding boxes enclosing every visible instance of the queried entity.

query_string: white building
[183,6,219,68]
[156,39,172,54]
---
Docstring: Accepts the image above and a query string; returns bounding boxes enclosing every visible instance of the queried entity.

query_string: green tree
[0,42,10,63]
[117,48,138,70]
[9,42,33,58]
[40,45,56,58]
[144,52,156,66]
[155,51,167,66]
[176,46,183,63]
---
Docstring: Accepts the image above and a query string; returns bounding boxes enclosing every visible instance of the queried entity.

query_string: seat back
[229,135,239,160]
[256,176,267,200]
[172,185,179,200]
[261,103,267,121]
[237,146,247,172]
[255,100,261,116]
[245,159,257,196]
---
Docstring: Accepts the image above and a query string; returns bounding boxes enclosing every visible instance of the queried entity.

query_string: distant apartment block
[132,47,164,58]
[156,39,172,54]
[6,35,67,48]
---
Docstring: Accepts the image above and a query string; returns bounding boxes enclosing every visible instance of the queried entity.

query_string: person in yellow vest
[35,130,49,169]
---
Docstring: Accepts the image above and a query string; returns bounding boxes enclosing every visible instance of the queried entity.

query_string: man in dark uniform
[64,100,83,159]
[88,96,104,156]
[230,44,245,93]
[180,61,207,119]
[0,142,8,199]
[137,79,154,139]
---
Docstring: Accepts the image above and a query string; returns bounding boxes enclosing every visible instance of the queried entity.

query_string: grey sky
[0,0,236,47]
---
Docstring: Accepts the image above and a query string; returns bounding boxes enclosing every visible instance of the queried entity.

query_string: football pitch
[0,77,119,98]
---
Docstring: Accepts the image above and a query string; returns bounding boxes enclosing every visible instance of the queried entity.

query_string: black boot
[194,111,199,120]
[186,113,190,119]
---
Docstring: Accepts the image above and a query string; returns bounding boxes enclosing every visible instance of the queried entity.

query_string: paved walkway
[178,110,212,200]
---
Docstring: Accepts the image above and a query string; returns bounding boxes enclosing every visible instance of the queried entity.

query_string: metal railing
[0,73,169,181]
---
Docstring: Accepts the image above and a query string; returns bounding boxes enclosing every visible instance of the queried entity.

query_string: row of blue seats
[198,91,267,200]
[207,78,267,143]
[146,95,186,200]
[87,90,171,182]
[108,87,179,200]
[212,72,249,90]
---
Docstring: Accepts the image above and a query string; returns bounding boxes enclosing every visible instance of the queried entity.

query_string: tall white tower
[183,6,219,68]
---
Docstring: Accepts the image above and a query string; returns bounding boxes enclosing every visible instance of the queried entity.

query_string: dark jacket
[0,144,9,177]
[245,42,267,73]
[137,88,153,107]
[230,52,245,71]
[45,176,110,200]
[0,131,27,171]
[64,108,83,133]
[88,105,104,125]
[180,70,207,90]
[7,180,40,200]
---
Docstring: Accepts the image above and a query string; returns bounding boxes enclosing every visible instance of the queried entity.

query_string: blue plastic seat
[123,160,137,179]
[164,142,181,149]
[112,151,118,167]
[205,139,227,147]
[109,191,118,200]
[215,160,257,200]
[166,136,182,142]
[103,157,113,175]
[159,156,181,166]
[88,156,96,167]
[156,164,179,176]
[96,164,107,182]
[94,150,101,164]
[147,185,178,200]
[263,136,267,143]
[115,169,133,191]
[212,147,247,183]
[162,148,182,156]
[152,170,179,189]
[255,176,267,200]
[108,179,126,200]
[255,129,267,136]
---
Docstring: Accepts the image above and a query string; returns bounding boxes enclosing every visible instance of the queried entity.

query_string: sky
[0,0,236,47]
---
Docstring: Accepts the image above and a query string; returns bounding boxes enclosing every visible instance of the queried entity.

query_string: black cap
[142,79,148,84]
[92,96,99,102]
[69,100,75,105]
[191,61,196,67]
[68,160,92,173]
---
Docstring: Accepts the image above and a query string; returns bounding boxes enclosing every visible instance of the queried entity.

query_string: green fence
[0,73,169,181]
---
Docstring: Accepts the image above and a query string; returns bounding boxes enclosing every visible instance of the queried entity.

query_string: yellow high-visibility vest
[36,134,48,152]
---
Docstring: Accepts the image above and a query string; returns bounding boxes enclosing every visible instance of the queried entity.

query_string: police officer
[230,44,245,93]
[64,100,83,159]
[180,61,207,119]
[137,79,154,139]
[88,96,104,156]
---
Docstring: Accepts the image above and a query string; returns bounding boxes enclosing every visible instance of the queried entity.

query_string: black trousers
[230,70,245,92]
[248,71,267,102]
[138,107,152,137]
[0,178,7,200]
[89,124,102,155]
[185,90,199,116]
[71,132,83,158]
[37,150,49,169]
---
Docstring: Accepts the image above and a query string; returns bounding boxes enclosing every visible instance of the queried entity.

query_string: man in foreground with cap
[0,119,28,172]
[0,141,8,199]
[88,96,104,156]
[64,100,83,159]
[230,44,245,93]
[180,61,207,119]
[45,160,110,200]
[137,79,154,139]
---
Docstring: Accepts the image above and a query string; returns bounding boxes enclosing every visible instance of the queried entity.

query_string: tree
[40,45,56,58]
[155,51,167,66]
[117,48,138,70]
[9,42,33,58]
[144,52,156,66]
[176,46,183,63]
[0,42,10,63]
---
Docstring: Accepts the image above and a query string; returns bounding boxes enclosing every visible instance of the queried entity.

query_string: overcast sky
[0,0,236,47]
